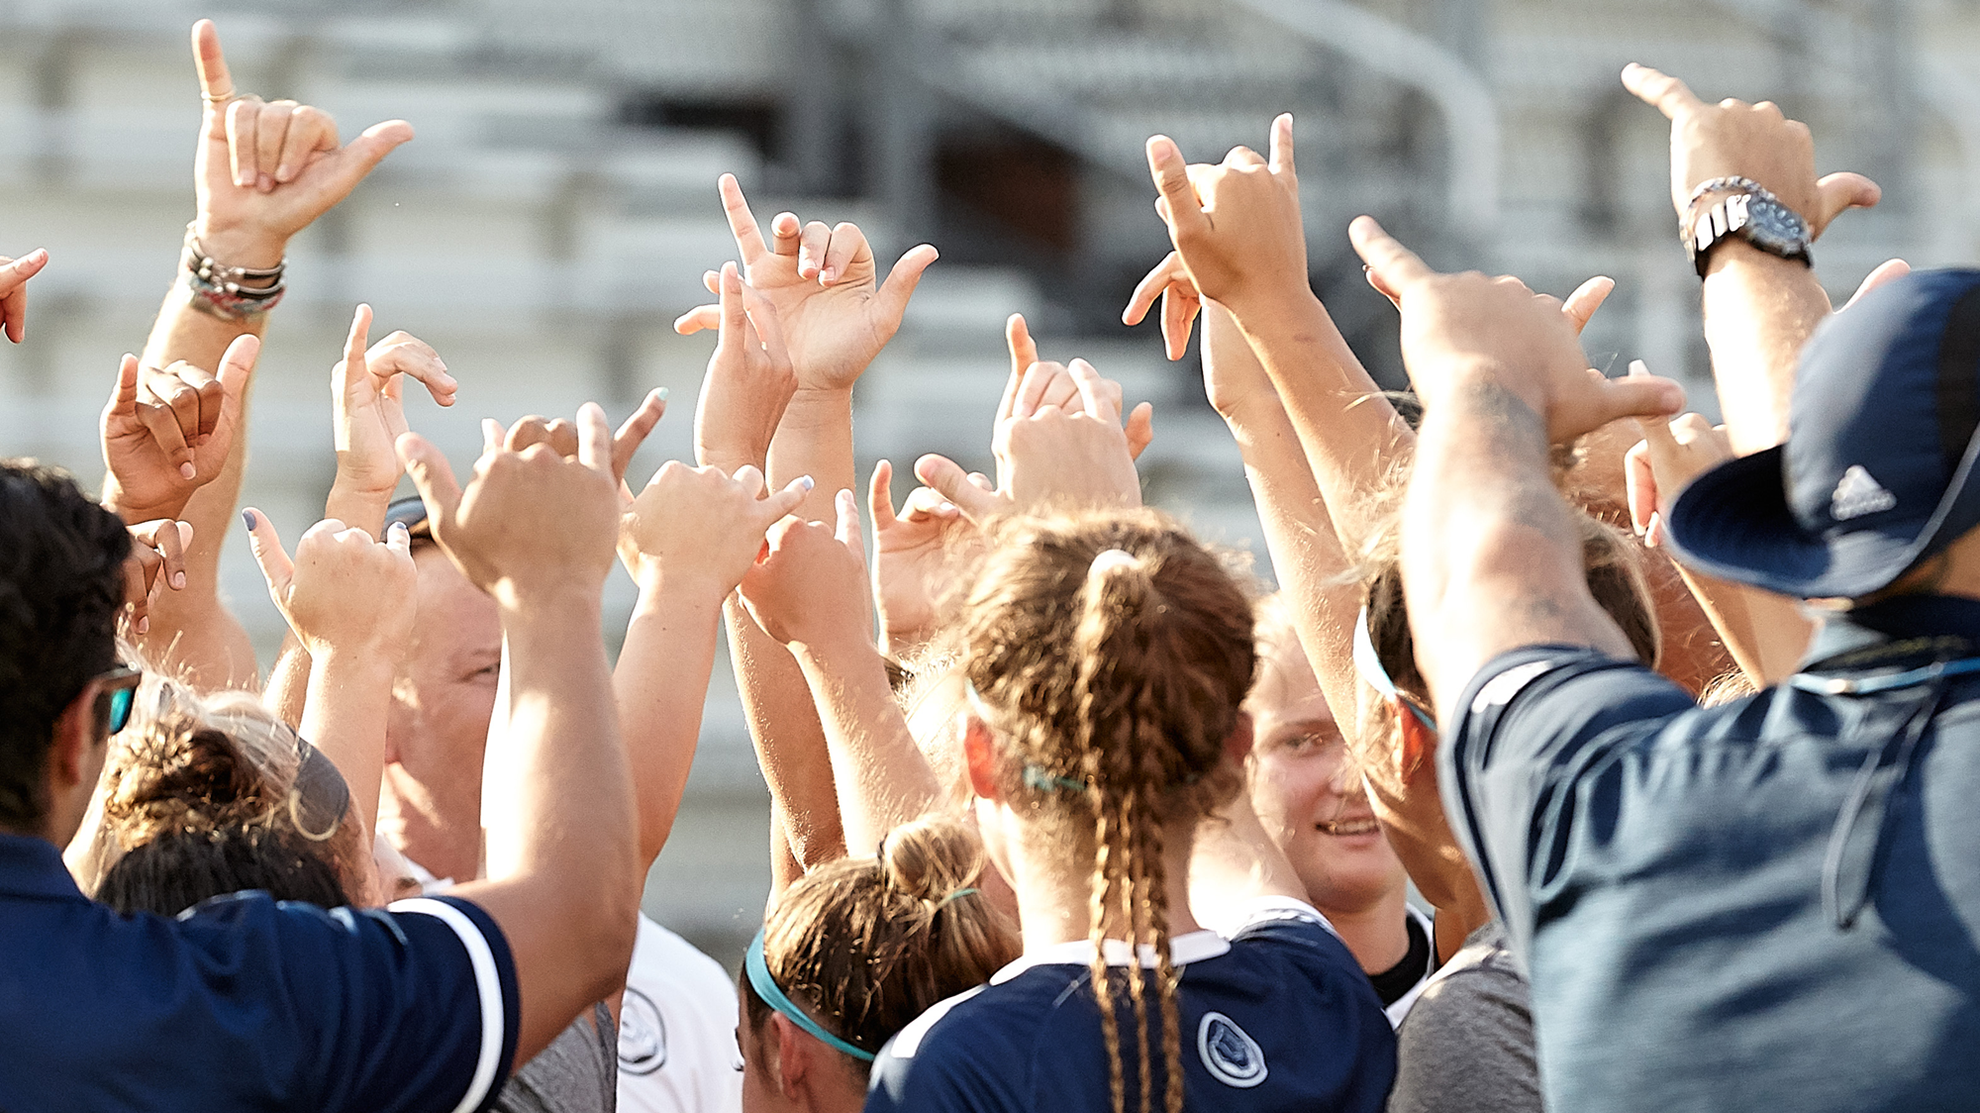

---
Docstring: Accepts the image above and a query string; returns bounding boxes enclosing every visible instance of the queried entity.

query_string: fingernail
[821,267,837,284]
[799,475,816,491]
[656,387,670,401]
[171,572,186,589]
[241,509,256,531]
[276,164,292,182]
[940,502,957,514]
[137,616,149,635]
[389,521,410,541]
[179,462,196,480]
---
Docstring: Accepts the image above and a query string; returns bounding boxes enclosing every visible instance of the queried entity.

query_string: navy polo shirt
[0,833,519,1111]
[865,897,1396,1113]
[1442,595,1980,1113]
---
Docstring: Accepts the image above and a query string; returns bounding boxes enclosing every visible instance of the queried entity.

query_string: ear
[1224,710,1255,763]
[964,715,1003,802]
[1390,695,1434,787]
[770,1013,808,1100]
[49,683,103,793]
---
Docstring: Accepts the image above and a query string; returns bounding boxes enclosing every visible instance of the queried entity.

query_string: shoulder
[1446,645,1697,775]
[866,984,1021,1113]
[1390,935,1539,1113]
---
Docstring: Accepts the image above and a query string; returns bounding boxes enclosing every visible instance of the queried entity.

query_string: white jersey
[616,914,744,1113]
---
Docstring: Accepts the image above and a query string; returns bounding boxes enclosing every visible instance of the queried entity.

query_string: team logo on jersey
[618,987,669,1075]
[1197,1011,1267,1088]
[1831,465,1897,521]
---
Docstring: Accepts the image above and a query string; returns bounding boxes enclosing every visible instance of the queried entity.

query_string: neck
[1004,816,1204,954]
[1319,887,1410,974]
[377,766,482,884]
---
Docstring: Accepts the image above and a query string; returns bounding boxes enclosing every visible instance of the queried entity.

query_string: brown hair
[959,508,1255,1113]
[745,816,1019,1068]
[1353,505,1659,789]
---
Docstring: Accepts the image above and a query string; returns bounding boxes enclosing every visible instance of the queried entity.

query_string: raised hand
[396,403,622,605]
[693,261,798,471]
[1350,215,1683,442]
[998,314,1154,462]
[120,519,194,637]
[1145,114,1307,313]
[739,489,874,652]
[868,459,971,653]
[100,336,257,523]
[673,174,937,392]
[1622,364,1731,550]
[621,460,811,594]
[1620,63,1878,241]
[0,249,49,344]
[488,391,670,499]
[328,304,457,521]
[244,510,417,658]
[916,357,1144,522]
[189,19,414,269]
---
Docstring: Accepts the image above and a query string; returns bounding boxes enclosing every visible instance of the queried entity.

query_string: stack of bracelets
[180,223,286,320]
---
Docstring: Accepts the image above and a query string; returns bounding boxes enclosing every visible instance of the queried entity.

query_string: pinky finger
[673,304,720,335]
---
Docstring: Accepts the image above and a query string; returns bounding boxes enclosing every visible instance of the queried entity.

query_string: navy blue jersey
[866,897,1396,1113]
[0,833,519,1112]
[1442,595,1980,1113]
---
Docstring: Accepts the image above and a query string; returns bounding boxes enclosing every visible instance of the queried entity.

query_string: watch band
[1683,183,1812,278]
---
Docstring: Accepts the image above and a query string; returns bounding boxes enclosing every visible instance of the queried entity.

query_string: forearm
[769,389,855,524]
[723,597,847,869]
[264,634,311,728]
[791,635,943,855]
[299,649,396,840]
[615,577,725,867]
[1226,289,1415,549]
[1673,564,1813,687]
[1701,244,1832,455]
[1406,375,1636,714]
[1209,308,1365,737]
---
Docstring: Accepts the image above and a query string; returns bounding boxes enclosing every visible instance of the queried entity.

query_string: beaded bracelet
[180,223,286,320]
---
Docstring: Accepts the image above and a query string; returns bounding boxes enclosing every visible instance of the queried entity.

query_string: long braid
[960,510,1257,1113]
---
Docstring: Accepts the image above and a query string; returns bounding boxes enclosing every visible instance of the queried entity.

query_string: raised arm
[1620,63,1880,455]
[242,509,418,903]
[109,20,412,689]
[397,406,641,1066]
[1350,218,1685,714]
[740,489,945,856]
[675,177,934,877]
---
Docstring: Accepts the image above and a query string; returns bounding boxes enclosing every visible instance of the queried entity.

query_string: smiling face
[1244,625,1408,917]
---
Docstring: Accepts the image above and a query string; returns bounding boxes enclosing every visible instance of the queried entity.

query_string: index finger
[343,303,373,392]
[868,459,898,531]
[191,20,235,101]
[717,174,769,264]
[1001,314,1038,422]
[1348,215,1435,293]
[1620,63,1705,120]
[1268,112,1294,176]
[1561,276,1615,336]
[1068,360,1120,424]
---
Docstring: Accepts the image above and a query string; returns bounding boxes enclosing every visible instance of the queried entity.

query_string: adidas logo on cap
[1831,465,1898,521]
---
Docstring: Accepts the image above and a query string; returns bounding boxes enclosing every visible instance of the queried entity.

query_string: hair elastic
[1023,764,1088,794]
[936,887,980,908]
[745,929,876,1062]
[1352,606,1437,732]
[1088,547,1140,576]
[290,735,353,841]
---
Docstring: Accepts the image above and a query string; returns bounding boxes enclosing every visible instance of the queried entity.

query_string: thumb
[1842,258,1911,312]
[216,333,260,407]
[1146,135,1206,238]
[396,432,463,533]
[868,459,899,532]
[105,353,140,424]
[914,453,1000,521]
[1624,438,1658,536]
[1812,172,1880,237]
[322,119,414,197]
[875,244,939,328]
[241,508,294,598]
[1124,402,1155,460]
[760,475,814,525]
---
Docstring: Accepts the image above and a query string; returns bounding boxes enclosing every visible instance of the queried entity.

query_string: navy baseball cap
[1666,268,1980,599]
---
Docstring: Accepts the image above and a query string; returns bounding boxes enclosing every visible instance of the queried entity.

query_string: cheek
[1249,758,1319,829]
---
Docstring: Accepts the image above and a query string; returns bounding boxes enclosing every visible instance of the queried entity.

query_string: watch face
[1740,197,1810,255]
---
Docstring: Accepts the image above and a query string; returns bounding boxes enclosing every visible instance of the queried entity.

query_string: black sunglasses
[94,666,142,735]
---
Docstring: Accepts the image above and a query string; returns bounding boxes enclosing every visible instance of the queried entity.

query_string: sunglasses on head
[94,665,142,735]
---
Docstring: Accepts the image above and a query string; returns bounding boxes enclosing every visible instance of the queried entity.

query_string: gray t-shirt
[493,1003,619,1113]
[1385,921,1540,1113]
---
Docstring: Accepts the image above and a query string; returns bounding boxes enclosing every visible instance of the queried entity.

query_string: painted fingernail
[171,572,186,589]
[241,509,257,531]
[137,616,149,635]
[799,475,816,491]
[656,387,670,401]
[180,462,197,480]
[389,521,410,542]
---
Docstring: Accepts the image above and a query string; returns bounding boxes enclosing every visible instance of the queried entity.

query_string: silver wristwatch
[1685,181,1812,278]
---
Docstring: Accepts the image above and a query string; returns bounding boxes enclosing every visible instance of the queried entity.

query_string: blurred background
[0,0,1969,966]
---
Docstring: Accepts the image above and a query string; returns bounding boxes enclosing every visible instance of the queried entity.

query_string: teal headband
[745,929,876,1062]
[1352,606,1437,732]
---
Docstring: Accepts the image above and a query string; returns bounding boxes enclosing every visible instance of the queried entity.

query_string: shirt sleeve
[1438,646,1696,954]
[181,892,521,1113]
